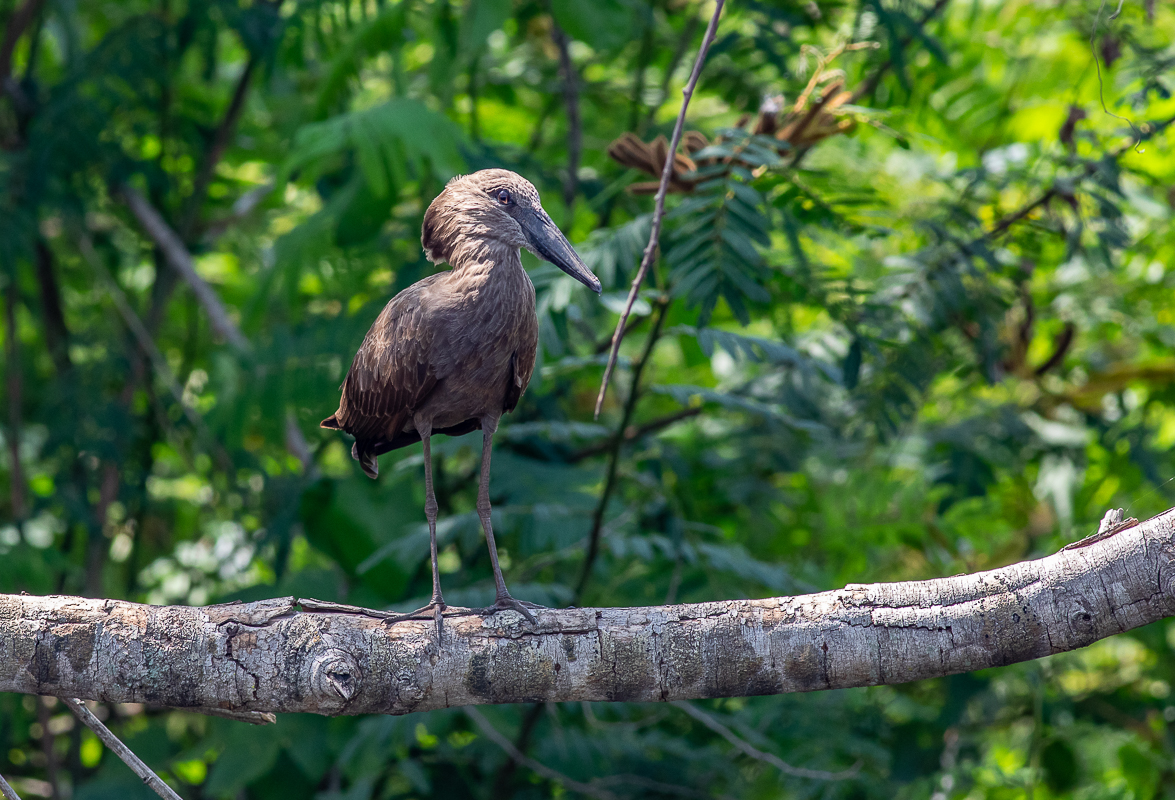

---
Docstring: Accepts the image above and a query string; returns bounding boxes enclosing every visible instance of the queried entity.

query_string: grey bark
[2,508,1173,716]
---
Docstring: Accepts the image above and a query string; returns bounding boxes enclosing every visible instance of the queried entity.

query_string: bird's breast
[414,264,537,428]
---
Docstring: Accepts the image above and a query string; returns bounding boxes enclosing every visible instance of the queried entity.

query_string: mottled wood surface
[3,508,1174,716]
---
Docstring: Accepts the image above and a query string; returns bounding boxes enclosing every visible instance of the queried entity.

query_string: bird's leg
[422,429,446,633]
[477,421,538,624]
[383,425,448,638]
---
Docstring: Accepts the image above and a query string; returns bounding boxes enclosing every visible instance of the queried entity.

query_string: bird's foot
[475,594,544,625]
[382,598,453,639]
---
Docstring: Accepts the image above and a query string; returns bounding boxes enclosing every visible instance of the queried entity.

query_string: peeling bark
[2,508,1175,716]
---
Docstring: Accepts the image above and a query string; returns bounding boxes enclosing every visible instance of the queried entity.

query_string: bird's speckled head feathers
[420,169,601,292]
[421,169,540,265]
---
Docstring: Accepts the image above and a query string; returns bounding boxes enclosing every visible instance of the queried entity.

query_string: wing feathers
[331,281,441,448]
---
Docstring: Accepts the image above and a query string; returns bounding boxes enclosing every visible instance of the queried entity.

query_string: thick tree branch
[3,508,1175,714]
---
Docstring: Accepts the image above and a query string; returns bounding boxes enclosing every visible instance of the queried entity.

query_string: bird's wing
[503,316,538,414]
[333,279,442,442]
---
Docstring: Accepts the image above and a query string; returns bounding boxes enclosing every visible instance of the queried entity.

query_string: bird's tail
[321,413,378,478]
[351,441,379,479]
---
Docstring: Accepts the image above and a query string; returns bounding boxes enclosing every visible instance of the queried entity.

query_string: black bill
[520,209,602,294]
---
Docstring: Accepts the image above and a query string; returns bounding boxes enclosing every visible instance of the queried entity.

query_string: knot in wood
[311,648,361,710]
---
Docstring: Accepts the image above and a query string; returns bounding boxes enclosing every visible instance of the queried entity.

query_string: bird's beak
[522,209,602,294]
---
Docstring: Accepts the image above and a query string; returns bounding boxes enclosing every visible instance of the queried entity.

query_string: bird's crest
[421,169,540,265]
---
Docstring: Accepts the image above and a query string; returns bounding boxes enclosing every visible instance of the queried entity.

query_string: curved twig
[594,0,725,418]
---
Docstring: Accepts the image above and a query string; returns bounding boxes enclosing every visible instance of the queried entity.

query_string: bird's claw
[382,600,451,640]
[477,595,543,625]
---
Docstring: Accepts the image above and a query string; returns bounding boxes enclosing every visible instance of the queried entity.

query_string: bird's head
[421,169,601,294]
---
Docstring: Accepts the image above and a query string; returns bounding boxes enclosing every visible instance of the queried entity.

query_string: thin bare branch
[34,239,70,373]
[551,21,581,219]
[121,186,251,352]
[34,697,59,799]
[183,54,260,237]
[673,701,862,781]
[4,275,25,519]
[490,702,545,796]
[0,773,21,800]
[465,707,618,800]
[285,412,319,478]
[201,182,275,242]
[0,0,46,90]
[62,699,183,800]
[985,112,1175,241]
[77,236,209,438]
[568,407,701,463]
[576,300,668,604]
[848,0,951,104]
[595,0,725,418]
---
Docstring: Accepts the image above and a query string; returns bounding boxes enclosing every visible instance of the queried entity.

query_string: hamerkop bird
[322,169,601,632]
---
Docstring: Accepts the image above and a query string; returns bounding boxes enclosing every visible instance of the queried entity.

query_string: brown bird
[322,169,601,632]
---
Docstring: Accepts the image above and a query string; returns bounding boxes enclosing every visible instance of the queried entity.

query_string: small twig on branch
[594,0,725,418]
[201,182,275,242]
[121,185,251,352]
[0,773,21,800]
[465,707,618,800]
[569,406,701,463]
[673,701,862,781]
[986,188,1058,239]
[62,698,183,800]
[191,706,276,725]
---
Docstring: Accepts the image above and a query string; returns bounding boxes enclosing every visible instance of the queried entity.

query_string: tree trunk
[1,509,1172,717]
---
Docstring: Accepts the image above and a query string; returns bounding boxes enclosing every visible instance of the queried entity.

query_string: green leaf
[204,722,282,796]
[551,0,633,51]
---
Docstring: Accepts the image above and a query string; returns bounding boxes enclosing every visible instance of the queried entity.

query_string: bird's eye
[497,189,510,204]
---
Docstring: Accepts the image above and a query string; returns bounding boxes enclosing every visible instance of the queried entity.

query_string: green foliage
[3,0,1175,798]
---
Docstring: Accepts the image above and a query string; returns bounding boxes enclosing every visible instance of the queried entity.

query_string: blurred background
[3,0,1175,797]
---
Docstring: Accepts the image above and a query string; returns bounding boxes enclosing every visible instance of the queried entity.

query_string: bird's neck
[448,238,524,282]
